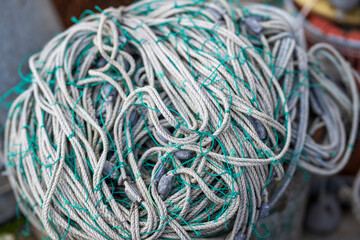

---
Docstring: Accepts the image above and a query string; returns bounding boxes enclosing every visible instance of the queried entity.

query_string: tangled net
[3,0,359,239]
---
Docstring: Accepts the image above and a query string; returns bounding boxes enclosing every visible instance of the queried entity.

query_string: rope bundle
[3,0,359,239]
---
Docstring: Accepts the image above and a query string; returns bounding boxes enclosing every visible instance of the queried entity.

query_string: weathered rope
[2,1,359,239]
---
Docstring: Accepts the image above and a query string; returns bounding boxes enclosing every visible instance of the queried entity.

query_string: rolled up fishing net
[3,0,359,239]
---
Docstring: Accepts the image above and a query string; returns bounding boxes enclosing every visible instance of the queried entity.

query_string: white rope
[2,1,359,239]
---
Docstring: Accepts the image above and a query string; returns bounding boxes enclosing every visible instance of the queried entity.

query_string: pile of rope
[3,0,359,239]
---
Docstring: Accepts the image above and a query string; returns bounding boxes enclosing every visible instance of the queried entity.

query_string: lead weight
[96,57,107,68]
[119,35,127,43]
[102,161,117,179]
[153,163,166,186]
[244,16,263,35]
[235,232,246,240]
[102,84,117,98]
[156,128,171,144]
[246,116,267,140]
[206,7,224,21]
[125,182,143,203]
[258,202,270,219]
[254,119,267,140]
[175,150,195,160]
[129,111,139,127]
[158,173,174,200]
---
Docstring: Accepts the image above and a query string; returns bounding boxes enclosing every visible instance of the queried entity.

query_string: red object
[348,31,360,41]
[309,15,330,33]
[327,26,346,38]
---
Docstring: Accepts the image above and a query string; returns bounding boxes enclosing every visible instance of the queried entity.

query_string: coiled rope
[3,0,359,239]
